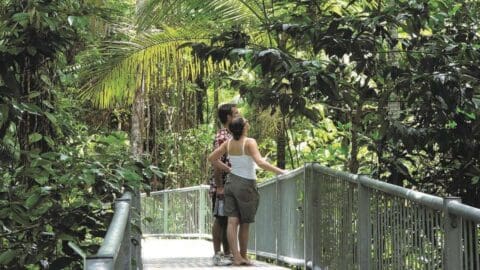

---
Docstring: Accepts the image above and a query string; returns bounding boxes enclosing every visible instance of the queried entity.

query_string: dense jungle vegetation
[0,0,479,268]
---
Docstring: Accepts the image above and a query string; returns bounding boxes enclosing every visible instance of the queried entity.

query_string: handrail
[85,192,132,270]
[145,184,210,195]
[311,161,446,211]
[312,163,478,220]
[447,200,480,223]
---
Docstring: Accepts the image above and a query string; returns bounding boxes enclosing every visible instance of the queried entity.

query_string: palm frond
[137,0,265,31]
[80,26,226,108]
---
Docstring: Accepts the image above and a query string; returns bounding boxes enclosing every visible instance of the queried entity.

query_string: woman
[208,117,287,265]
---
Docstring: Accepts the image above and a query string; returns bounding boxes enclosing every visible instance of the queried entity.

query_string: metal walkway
[142,238,289,269]
[84,163,480,269]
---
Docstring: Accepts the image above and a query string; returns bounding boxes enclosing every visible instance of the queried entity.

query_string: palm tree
[80,0,269,157]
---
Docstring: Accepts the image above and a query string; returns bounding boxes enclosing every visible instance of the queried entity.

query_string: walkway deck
[142,238,289,269]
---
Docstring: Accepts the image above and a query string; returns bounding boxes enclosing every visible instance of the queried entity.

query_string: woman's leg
[239,223,250,260]
[227,217,249,265]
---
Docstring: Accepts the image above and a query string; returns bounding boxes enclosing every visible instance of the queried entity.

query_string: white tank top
[227,139,256,180]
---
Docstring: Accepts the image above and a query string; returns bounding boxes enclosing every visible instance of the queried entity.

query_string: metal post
[116,196,132,270]
[358,176,371,270]
[275,175,279,264]
[125,209,132,270]
[443,197,463,270]
[130,191,142,270]
[304,163,313,269]
[163,193,168,234]
[199,188,206,235]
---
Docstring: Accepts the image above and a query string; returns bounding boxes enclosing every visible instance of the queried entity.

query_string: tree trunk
[213,80,219,128]
[348,104,363,174]
[131,77,145,158]
[132,0,146,263]
[195,63,206,125]
[276,119,286,169]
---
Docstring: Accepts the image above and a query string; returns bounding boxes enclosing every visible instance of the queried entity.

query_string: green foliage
[0,0,163,268]
[0,90,159,268]
[156,123,215,188]
[180,0,480,206]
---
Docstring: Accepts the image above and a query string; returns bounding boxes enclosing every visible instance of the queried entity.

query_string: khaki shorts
[224,173,259,224]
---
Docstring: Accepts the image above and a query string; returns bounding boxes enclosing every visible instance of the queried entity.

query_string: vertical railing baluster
[163,193,168,234]
[275,174,279,264]
[304,163,313,269]
[475,223,479,270]
[358,176,372,270]
[443,197,463,270]
[199,188,205,235]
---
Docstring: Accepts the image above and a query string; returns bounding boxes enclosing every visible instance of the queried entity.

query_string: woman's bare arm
[246,139,286,175]
[208,142,231,173]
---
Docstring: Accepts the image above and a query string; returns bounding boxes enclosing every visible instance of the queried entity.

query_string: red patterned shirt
[209,128,232,197]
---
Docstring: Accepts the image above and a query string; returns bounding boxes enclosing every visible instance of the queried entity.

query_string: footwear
[224,253,234,261]
[223,254,233,264]
[213,252,232,266]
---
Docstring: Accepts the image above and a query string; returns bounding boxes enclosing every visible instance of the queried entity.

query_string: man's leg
[212,218,222,254]
[219,217,230,255]
[238,223,250,261]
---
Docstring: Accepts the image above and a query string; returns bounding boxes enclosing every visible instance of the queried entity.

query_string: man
[210,103,239,266]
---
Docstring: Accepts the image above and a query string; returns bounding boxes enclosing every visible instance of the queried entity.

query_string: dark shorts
[224,173,259,224]
[212,196,228,224]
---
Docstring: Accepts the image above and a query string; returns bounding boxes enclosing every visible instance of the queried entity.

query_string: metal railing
[140,164,480,269]
[141,185,212,238]
[84,192,133,270]
[250,163,480,269]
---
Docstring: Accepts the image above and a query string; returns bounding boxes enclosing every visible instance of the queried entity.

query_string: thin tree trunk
[276,118,286,169]
[349,103,363,174]
[213,79,219,128]
[130,74,145,269]
[195,62,206,125]
[131,75,145,158]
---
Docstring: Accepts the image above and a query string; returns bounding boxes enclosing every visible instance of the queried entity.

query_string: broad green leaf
[44,136,55,148]
[11,210,29,225]
[34,175,49,185]
[473,176,479,185]
[26,264,41,270]
[44,112,58,126]
[29,133,42,144]
[40,75,52,86]
[42,100,54,109]
[26,193,41,209]
[117,168,142,181]
[27,91,41,99]
[34,200,52,215]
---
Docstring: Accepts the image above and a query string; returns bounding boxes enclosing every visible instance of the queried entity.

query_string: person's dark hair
[229,117,246,140]
[218,103,236,125]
